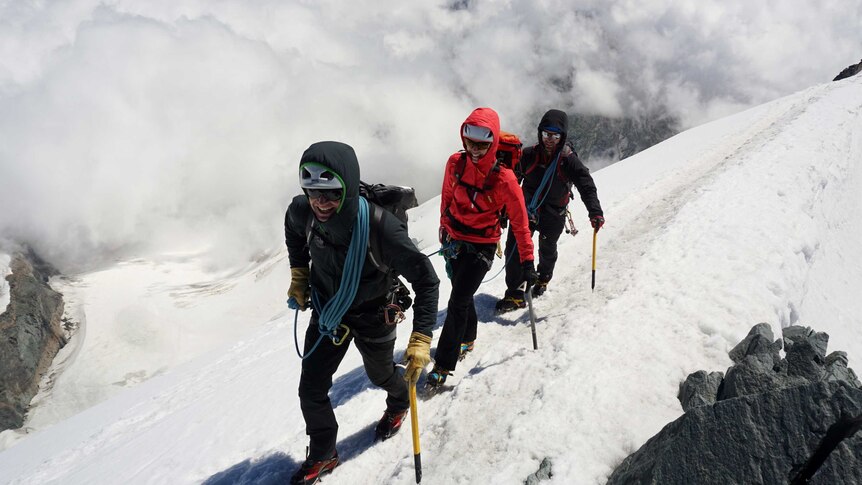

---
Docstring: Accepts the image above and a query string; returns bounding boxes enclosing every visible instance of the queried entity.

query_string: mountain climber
[495,109,604,313]
[429,107,537,388]
[284,141,439,484]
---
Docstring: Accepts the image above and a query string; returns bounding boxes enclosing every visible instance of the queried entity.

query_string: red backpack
[495,131,523,169]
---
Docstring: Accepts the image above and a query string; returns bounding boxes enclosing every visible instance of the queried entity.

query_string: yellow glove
[403,331,432,383]
[287,267,310,311]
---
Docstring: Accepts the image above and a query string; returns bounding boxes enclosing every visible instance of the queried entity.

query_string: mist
[1,0,859,271]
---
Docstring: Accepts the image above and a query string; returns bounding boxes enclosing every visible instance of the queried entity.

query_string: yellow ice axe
[409,377,422,483]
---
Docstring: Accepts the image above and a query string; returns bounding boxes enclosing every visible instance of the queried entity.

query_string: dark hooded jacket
[517,109,603,217]
[284,141,439,337]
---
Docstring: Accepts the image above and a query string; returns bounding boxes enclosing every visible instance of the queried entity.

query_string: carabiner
[565,209,579,236]
[330,324,351,346]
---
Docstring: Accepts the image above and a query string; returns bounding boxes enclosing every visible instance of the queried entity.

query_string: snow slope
[1,76,861,484]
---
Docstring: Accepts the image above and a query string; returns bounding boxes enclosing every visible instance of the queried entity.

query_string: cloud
[1,0,859,270]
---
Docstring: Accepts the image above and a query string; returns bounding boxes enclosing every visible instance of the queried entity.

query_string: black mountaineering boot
[425,365,450,390]
[375,408,409,441]
[290,452,340,485]
[531,275,551,297]
[494,289,526,314]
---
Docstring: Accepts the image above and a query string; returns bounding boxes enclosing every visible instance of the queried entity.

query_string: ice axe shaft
[408,377,422,483]
[519,282,539,350]
[591,229,598,291]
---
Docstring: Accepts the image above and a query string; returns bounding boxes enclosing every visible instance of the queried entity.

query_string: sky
[0,75,860,484]
[0,1,860,273]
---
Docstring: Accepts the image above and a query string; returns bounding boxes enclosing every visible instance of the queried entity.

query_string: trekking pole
[591,228,598,291]
[408,376,422,483]
[520,282,539,350]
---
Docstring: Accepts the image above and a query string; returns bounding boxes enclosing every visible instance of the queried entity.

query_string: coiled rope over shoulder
[294,197,370,360]
[527,150,561,216]
[484,150,562,284]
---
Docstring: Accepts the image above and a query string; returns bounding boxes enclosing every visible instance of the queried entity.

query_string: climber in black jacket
[495,109,604,313]
[283,141,439,484]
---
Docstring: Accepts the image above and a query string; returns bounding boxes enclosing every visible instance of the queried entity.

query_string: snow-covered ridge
[1,77,861,484]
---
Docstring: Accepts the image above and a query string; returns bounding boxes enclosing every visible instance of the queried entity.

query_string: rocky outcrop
[0,252,66,431]
[569,112,679,167]
[607,323,862,485]
[834,59,862,81]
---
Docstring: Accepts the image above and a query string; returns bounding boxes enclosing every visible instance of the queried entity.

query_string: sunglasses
[306,188,343,202]
[542,131,562,140]
[465,138,492,151]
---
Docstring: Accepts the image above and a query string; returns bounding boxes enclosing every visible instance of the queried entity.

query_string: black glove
[522,260,538,289]
[590,215,605,232]
[528,212,539,232]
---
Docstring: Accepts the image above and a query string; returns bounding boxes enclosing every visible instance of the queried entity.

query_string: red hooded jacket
[440,108,534,263]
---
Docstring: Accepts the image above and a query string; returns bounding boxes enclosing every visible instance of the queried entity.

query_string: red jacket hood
[460,107,501,172]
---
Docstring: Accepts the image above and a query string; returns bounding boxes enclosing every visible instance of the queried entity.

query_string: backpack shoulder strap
[305,212,314,246]
[483,159,502,191]
[519,147,541,178]
[366,203,389,274]
[455,151,467,181]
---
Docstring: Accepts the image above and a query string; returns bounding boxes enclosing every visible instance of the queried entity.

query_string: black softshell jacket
[519,109,603,217]
[284,141,439,337]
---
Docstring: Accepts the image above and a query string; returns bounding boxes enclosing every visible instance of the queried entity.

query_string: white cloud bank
[1,0,859,271]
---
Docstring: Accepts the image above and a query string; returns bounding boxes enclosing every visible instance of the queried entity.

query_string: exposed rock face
[568,113,679,168]
[607,324,862,485]
[834,59,862,82]
[0,252,66,431]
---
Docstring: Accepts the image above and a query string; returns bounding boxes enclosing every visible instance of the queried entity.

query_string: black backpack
[359,181,418,273]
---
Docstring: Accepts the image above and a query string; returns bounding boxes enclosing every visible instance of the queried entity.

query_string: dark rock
[607,381,862,485]
[824,351,861,386]
[524,457,553,485]
[728,322,781,365]
[719,324,787,400]
[607,324,862,485]
[783,326,828,382]
[833,59,862,81]
[0,252,65,431]
[678,370,724,412]
[719,351,797,400]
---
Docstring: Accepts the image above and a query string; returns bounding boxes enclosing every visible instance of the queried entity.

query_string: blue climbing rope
[294,197,370,360]
[527,151,561,217]
[484,152,561,284]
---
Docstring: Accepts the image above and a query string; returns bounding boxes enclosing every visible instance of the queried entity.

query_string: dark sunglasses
[465,138,492,150]
[306,188,343,202]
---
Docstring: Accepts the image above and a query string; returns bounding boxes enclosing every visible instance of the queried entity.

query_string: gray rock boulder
[607,324,862,485]
[0,252,66,431]
[678,370,724,412]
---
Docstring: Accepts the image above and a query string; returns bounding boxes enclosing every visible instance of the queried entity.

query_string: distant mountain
[834,58,862,82]
[568,112,679,169]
